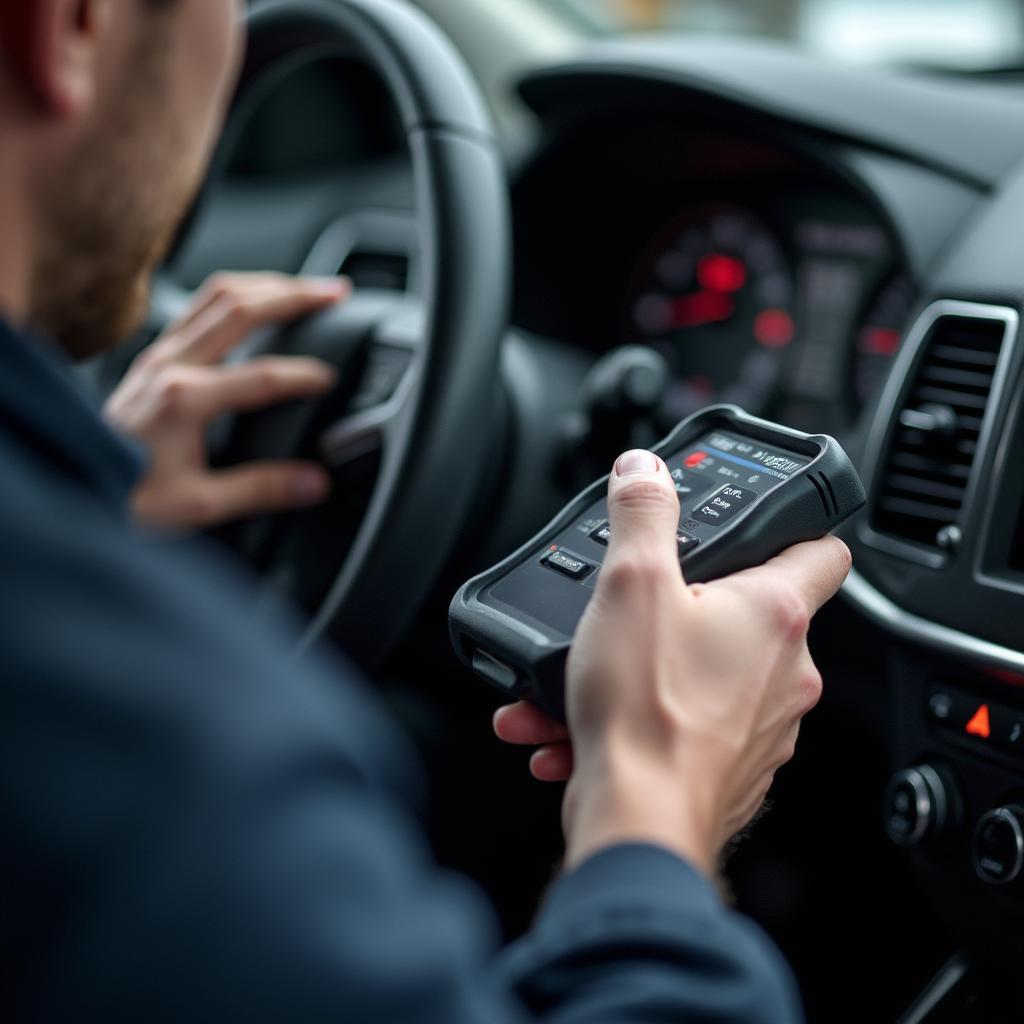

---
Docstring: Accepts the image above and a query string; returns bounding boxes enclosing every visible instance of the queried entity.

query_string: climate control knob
[973,806,1024,885]
[884,764,958,847]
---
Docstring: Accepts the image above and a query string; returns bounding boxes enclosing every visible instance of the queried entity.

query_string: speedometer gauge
[625,203,795,417]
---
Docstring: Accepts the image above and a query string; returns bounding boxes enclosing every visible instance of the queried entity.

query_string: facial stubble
[30,18,206,360]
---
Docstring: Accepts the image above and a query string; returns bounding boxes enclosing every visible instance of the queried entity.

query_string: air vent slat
[919,366,996,389]
[913,386,988,410]
[955,415,985,433]
[871,311,1010,551]
[890,452,971,479]
[883,474,967,502]
[930,345,1000,367]
[896,433,977,460]
[879,496,961,521]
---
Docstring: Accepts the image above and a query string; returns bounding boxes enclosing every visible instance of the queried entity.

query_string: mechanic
[0,2,851,1021]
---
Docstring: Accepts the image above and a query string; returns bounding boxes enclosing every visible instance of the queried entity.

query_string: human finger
[599,450,682,587]
[186,357,336,419]
[171,461,331,527]
[714,535,852,617]
[493,702,570,746]
[529,743,574,782]
[167,276,350,365]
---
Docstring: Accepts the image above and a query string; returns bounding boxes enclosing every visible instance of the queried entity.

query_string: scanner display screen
[665,430,810,529]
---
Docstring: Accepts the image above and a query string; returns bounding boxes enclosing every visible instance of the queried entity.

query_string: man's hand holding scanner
[495,448,852,876]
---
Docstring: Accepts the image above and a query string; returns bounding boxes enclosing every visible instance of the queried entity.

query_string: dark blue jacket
[0,321,803,1022]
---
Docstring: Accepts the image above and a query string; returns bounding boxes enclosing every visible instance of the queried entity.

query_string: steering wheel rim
[173,0,511,669]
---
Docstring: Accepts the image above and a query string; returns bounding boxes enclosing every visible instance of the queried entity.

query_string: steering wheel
[155,0,510,669]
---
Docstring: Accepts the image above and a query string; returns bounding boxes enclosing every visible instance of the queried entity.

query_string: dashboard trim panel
[841,569,1024,674]
[975,372,1024,599]
[856,299,1020,567]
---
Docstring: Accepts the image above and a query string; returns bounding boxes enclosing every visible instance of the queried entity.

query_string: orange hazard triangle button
[966,703,991,740]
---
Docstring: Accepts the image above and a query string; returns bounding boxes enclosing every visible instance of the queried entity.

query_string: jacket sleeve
[498,843,804,1023]
[2,492,801,1024]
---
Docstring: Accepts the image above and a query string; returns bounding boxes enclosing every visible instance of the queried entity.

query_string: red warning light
[861,327,901,356]
[966,704,991,740]
[754,309,795,348]
[697,254,747,294]
[685,451,708,468]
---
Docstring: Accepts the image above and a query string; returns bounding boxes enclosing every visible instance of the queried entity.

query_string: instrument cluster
[622,195,915,434]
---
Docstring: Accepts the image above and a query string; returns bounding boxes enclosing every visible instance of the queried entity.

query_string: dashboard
[621,199,911,426]
[512,120,914,437]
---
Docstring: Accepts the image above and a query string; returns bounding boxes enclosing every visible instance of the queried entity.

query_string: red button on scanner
[685,451,708,468]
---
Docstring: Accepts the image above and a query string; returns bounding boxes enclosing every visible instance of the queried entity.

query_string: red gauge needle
[670,291,735,329]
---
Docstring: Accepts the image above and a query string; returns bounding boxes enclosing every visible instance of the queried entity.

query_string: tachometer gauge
[851,271,915,415]
[625,203,795,418]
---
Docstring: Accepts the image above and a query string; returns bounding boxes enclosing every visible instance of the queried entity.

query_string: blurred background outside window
[559,0,1024,70]
[412,0,1024,137]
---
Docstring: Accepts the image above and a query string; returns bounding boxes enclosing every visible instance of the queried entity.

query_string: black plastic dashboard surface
[518,38,1024,188]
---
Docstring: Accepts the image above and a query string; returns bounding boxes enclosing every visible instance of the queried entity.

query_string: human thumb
[603,450,681,571]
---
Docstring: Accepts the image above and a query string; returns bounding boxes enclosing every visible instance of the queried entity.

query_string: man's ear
[1,0,111,117]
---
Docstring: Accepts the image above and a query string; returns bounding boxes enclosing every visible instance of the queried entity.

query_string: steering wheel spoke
[319,299,424,466]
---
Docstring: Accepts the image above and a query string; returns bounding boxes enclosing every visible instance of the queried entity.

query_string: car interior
[85,1,1024,1020]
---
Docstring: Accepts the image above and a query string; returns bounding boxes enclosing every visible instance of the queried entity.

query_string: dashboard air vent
[872,312,1009,551]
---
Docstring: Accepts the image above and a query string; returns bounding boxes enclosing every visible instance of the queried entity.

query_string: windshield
[554,0,1024,71]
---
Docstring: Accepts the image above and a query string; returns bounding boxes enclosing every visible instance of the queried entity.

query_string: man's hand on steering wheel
[105,272,350,531]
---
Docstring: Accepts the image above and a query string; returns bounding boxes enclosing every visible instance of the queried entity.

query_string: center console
[844,298,1024,992]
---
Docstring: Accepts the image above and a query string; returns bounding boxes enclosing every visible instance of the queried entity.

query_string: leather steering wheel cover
[237,0,511,664]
